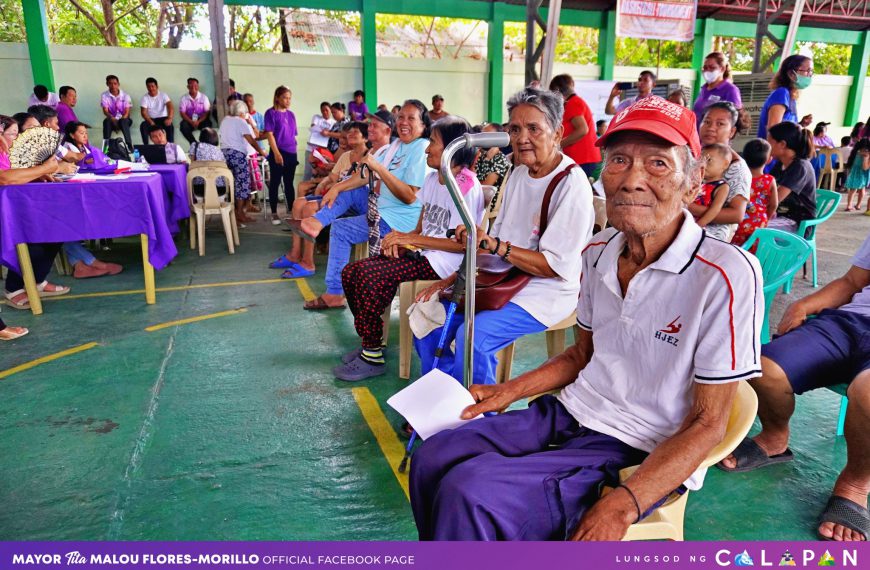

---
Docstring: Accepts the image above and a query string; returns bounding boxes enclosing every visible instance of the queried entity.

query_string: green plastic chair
[783,189,841,293]
[742,228,812,344]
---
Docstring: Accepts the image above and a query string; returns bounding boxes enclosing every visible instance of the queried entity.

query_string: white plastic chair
[187,161,239,256]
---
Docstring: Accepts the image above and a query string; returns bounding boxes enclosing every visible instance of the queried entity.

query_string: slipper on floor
[281,266,315,279]
[716,437,794,473]
[303,296,346,311]
[36,281,70,297]
[286,219,317,243]
[3,289,30,310]
[0,326,29,341]
[818,495,869,541]
[269,255,299,269]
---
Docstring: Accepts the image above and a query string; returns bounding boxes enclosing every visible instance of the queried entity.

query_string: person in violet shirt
[347,90,369,121]
[56,86,79,132]
[100,75,134,148]
[263,85,299,224]
[692,52,744,130]
[179,77,213,145]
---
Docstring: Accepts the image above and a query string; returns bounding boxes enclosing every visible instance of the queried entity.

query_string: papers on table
[386,369,482,440]
[68,173,98,181]
[116,160,150,171]
[308,130,330,148]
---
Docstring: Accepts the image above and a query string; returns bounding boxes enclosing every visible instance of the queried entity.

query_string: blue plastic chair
[783,189,841,293]
[742,228,812,344]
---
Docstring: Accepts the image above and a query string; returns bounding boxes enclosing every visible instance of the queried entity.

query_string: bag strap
[538,162,577,236]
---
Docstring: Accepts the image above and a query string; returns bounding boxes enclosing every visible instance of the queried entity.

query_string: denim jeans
[63,242,96,266]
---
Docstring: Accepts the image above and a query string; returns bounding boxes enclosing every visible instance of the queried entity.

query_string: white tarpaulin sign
[617,0,698,42]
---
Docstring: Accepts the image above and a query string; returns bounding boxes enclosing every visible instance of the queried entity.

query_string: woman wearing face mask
[692,52,743,129]
[757,55,814,139]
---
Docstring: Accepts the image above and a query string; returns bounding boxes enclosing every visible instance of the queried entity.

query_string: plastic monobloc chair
[186,161,239,256]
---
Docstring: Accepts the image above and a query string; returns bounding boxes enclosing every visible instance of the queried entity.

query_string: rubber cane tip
[398,457,409,473]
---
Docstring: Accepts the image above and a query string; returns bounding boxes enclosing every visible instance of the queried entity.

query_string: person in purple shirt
[263,85,299,224]
[347,90,369,121]
[56,86,79,132]
[692,52,744,129]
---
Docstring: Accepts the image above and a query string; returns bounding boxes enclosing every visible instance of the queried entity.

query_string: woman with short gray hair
[220,98,267,224]
[414,87,594,386]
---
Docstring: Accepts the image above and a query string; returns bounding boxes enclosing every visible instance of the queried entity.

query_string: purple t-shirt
[347,101,369,121]
[263,108,298,154]
[693,81,743,128]
[56,102,78,131]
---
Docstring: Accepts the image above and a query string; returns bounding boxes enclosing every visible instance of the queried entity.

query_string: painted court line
[0,342,99,380]
[295,278,317,302]
[352,387,409,501]
[36,278,290,302]
[145,308,249,332]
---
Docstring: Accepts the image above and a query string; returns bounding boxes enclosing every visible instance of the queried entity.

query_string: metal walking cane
[397,131,511,473]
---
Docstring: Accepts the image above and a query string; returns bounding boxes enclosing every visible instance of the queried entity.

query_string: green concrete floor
[0,209,865,541]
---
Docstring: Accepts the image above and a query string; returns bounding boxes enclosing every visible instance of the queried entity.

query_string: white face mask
[703,70,722,84]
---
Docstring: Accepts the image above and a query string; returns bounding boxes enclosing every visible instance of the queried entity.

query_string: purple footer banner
[0,542,866,570]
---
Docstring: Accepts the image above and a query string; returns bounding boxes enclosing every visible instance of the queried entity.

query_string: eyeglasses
[795,68,814,77]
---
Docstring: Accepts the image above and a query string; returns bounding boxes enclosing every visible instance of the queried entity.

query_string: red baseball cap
[596,96,701,158]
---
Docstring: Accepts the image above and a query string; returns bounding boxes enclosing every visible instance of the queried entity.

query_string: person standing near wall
[692,52,743,129]
[604,70,656,115]
[263,85,299,225]
[429,95,449,122]
[347,90,369,121]
[139,77,174,145]
[757,55,814,139]
[549,74,601,177]
[100,75,133,148]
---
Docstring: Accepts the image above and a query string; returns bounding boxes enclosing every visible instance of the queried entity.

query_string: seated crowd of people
[2,61,869,544]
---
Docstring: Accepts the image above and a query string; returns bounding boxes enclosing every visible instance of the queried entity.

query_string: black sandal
[818,495,869,541]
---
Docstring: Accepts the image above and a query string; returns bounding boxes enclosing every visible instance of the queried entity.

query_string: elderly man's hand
[461,383,516,419]
[569,487,637,541]
[453,224,495,252]
[322,187,340,208]
[777,301,808,336]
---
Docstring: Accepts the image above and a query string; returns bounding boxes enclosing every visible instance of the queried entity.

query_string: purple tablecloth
[148,164,189,232]
[0,174,178,274]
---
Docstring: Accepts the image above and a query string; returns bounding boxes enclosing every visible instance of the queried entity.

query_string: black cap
[432,94,444,102]
[367,109,395,128]
[815,121,830,128]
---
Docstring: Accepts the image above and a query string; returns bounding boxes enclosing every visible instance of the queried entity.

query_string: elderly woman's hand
[454,224,497,254]
[321,187,340,209]
[381,231,415,258]
[55,161,76,175]
[415,275,456,303]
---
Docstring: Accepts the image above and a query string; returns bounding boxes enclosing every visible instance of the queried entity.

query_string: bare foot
[818,477,869,541]
[0,326,28,340]
[300,217,323,239]
[720,432,790,470]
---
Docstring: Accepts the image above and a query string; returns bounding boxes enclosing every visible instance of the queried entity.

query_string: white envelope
[386,369,482,440]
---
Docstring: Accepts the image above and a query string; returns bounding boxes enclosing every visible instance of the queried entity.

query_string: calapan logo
[716,548,856,567]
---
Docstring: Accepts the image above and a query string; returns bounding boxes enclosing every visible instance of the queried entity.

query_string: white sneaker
[271,214,281,226]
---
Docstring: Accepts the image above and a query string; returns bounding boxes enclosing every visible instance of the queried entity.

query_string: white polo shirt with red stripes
[557,211,763,489]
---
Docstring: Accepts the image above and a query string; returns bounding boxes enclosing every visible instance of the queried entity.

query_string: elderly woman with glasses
[412,87,594,387]
[758,54,815,139]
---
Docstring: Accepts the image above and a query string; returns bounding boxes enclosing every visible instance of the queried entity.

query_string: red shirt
[562,94,600,166]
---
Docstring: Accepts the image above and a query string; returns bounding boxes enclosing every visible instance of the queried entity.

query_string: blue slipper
[269,255,299,269]
[281,267,315,279]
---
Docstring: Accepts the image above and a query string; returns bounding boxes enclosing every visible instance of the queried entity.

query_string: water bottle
[132,149,140,163]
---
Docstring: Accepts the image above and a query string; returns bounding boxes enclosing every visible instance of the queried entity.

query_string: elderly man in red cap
[409,96,765,541]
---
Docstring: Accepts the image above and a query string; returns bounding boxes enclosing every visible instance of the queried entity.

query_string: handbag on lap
[446,163,577,313]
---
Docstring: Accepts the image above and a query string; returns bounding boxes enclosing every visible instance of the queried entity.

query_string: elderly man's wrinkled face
[601,133,701,237]
[368,119,391,144]
[508,104,561,169]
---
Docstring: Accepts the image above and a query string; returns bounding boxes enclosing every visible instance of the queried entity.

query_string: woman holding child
[689,101,751,240]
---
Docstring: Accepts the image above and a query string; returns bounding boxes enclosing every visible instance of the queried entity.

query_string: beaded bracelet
[490,237,501,255]
[502,241,512,261]
[617,483,642,523]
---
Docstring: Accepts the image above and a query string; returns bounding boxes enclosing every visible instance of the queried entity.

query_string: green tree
[0,0,26,42]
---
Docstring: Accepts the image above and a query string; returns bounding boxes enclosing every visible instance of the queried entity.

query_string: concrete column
[486,3,506,124]
[361,0,378,109]
[22,0,55,90]
[844,31,870,127]
[597,11,616,81]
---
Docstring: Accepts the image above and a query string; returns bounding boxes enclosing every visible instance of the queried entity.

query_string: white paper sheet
[386,369,482,440]
[68,173,98,181]
[308,130,330,148]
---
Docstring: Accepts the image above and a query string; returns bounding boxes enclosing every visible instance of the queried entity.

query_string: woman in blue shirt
[757,54,814,139]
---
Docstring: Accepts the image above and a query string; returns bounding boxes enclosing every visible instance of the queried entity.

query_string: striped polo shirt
[557,211,763,489]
